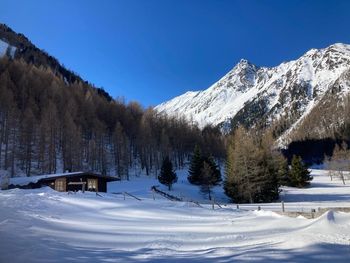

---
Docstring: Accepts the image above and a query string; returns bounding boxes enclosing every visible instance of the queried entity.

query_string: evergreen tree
[259,149,281,202]
[188,145,203,184]
[199,161,215,200]
[224,127,281,203]
[224,127,260,203]
[198,158,221,200]
[158,156,177,190]
[203,156,222,185]
[289,155,312,187]
[188,145,222,187]
[274,150,290,186]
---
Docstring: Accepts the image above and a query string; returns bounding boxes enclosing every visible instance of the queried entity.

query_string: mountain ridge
[0,23,113,101]
[156,43,350,143]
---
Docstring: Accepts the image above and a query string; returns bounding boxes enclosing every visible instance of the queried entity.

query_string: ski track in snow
[0,169,350,262]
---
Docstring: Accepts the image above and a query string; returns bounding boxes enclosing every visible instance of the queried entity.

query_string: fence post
[311,208,316,219]
[281,201,285,213]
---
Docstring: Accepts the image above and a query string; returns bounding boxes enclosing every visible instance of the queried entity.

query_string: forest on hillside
[0,57,225,178]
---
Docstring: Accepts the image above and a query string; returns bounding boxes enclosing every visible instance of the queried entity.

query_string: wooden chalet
[9,172,119,193]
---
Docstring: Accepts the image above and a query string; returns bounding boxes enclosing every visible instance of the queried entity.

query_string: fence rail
[151,186,183,201]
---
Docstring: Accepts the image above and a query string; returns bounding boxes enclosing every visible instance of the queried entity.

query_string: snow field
[0,187,350,262]
[0,168,350,262]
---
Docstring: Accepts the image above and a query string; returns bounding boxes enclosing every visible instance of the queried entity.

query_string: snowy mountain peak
[236,58,254,68]
[327,42,350,52]
[231,58,257,74]
[156,43,350,142]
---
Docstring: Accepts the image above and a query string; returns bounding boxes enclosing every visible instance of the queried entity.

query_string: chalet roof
[9,172,119,186]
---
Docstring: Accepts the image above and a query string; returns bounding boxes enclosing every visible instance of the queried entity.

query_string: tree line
[0,57,225,178]
[158,126,312,203]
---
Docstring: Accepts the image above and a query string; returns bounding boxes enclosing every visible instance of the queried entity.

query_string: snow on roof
[9,172,85,186]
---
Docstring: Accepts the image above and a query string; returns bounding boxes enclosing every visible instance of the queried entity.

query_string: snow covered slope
[156,43,350,139]
[1,169,350,262]
[0,39,16,58]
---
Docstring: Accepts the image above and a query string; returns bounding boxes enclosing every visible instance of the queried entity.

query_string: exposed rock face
[156,44,350,143]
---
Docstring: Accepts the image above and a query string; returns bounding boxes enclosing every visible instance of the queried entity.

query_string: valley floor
[0,169,350,262]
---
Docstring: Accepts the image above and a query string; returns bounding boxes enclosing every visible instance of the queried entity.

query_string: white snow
[9,171,85,186]
[1,169,350,262]
[0,39,16,58]
[108,167,229,203]
[0,39,8,57]
[155,43,350,138]
[238,169,350,212]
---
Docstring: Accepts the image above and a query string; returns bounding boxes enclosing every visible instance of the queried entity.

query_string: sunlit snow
[0,169,350,262]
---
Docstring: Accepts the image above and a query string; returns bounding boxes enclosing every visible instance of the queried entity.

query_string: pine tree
[289,155,312,187]
[188,145,203,184]
[199,161,215,200]
[273,150,290,186]
[224,127,260,203]
[204,156,222,185]
[199,158,221,200]
[158,156,177,190]
[224,127,281,203]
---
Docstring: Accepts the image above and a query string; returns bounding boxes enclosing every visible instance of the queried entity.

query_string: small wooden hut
[9,172,119,193]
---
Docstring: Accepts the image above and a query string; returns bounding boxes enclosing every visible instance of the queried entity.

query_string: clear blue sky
[1,0,350,106]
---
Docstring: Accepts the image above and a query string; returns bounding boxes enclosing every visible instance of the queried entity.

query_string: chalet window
[87,179,98,191]
[55,178,66,192]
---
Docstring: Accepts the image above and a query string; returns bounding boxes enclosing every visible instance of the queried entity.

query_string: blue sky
[1,0,350,106]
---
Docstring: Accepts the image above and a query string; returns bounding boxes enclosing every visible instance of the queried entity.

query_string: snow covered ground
[108,168,350,212]
[108,167,229,203]
[0,169,350,262]
[0,39,16,58]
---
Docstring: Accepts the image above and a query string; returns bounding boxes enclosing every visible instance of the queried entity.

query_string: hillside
[156,44,350,144]
[0,24,225,179]
[0,23,113,101]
